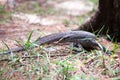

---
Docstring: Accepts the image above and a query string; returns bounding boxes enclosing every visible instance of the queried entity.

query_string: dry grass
[0,42,120,80]
[0,0,120,80]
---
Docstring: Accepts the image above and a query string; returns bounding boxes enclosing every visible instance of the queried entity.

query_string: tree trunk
[78,0,120,41]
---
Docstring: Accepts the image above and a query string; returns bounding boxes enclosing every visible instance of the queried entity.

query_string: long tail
[0,46,26,55]
[0,34,62,55]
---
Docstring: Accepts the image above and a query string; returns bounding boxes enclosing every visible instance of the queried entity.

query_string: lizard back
[0,31,96,55]
[35,31,96,45]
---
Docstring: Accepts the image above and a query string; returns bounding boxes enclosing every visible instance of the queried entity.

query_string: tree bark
[78,0,120,41]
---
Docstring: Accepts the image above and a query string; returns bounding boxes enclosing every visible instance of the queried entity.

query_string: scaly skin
[0,31,111,55]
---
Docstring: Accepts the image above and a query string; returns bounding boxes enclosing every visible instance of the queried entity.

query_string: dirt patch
[0,0,120,80]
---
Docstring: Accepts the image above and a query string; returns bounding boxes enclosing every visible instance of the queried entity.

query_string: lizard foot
[70,43,84,53]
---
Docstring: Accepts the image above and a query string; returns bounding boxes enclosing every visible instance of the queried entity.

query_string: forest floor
[0,0,120,80]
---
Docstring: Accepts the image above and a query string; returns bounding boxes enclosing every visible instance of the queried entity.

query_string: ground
[0,0,120,80]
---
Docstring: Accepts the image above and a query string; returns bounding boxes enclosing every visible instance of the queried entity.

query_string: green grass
[15,2,55,16]
[0,41,119,80]
[0,5,13,23]
[89,0,99,4]
[0,30,120,80]
[0,0,120,78]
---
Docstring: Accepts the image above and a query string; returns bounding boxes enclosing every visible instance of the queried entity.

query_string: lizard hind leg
[70,43,85,53]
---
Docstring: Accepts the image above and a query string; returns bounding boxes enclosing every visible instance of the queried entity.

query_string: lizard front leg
[70,43,85,53]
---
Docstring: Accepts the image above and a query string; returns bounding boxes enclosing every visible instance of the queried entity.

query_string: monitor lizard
[0,31,112,55]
